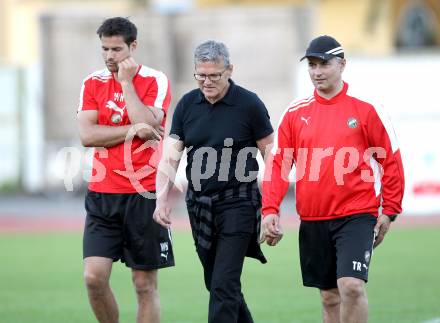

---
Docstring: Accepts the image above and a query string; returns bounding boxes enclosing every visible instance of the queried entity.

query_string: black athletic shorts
[83,190,175,270]
[299,213,376,289]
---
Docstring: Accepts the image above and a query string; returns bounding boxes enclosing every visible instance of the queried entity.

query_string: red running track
[0,214,439,234]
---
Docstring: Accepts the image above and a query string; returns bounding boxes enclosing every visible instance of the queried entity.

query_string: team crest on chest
[347,117,358,129]
[106,100,126,124]
[111,113,122,124]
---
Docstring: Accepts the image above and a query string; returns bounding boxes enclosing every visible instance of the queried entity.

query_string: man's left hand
[118,57,138,83]
[153,204,172,229]
[373,214,393,248]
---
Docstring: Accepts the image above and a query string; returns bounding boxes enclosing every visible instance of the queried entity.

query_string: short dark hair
[96,17,137,46]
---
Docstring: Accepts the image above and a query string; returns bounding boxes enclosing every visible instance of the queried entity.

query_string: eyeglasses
[194,69,227,82]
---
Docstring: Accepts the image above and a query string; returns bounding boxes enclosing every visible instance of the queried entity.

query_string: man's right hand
[260,214,283,246]
[153,204,172,229]
[135,124,164,141]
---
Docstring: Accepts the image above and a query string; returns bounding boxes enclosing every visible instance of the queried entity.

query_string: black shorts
[83,190,175,270]
[299,213,376,290]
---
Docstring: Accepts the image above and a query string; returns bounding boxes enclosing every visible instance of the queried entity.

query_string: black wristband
[388,215,397,222]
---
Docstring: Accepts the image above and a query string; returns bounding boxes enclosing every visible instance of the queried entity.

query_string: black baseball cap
[300,35,344,61]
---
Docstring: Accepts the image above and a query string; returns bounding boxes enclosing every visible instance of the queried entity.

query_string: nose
[203,77,213,85]
[312,66,322,77]
[106,50,116,61]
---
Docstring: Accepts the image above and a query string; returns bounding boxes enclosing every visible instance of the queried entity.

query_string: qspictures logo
[54,125,388,197]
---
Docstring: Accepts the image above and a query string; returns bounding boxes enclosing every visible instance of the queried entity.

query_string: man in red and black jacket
[261,35,405,323]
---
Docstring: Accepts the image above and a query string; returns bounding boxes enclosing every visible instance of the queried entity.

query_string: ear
[227,64,234,76]
[340,58,346,72]
[130,40,138,52]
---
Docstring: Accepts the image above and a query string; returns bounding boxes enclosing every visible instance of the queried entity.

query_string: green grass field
[0,228,439,323]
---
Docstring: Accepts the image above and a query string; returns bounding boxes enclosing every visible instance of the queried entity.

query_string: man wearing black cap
[261,35,405,323]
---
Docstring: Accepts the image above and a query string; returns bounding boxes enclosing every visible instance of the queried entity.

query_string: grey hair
[194,40,230,68]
